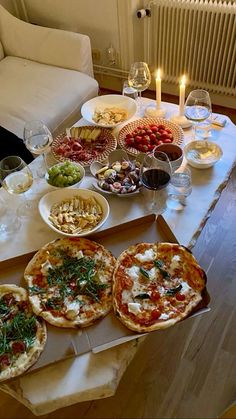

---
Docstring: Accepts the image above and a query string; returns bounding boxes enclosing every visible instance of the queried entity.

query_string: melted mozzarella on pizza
[70,249,84,259]
[41,260,53,275]
[179,281,191,294]
[169,255,181,273]
[159,313,169,320]
[121,290,131,304]
[9,327,44,370]
[125,266,140,280]
[135,248,156,262]
[64,298,81,320]
[132,282,149,297]
[128,302,142,314]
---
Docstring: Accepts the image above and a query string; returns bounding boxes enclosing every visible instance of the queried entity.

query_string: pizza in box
[23,238,207,333]
[0,285,47,382]
[112,242,207,332]
[24,237,116,328]
[0,238,207,381]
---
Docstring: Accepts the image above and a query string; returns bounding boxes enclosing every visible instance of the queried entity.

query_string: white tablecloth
[0,100,235,261]
[0,100,235,415]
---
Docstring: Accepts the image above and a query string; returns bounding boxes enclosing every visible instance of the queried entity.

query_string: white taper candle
[156,69,162,110]
[179,75,186,116]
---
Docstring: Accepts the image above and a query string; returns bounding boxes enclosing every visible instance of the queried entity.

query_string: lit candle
[156,69,162,110]
[179,75,186,116]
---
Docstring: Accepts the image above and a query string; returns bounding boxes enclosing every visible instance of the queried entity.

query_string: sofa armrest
[0,5,94,77]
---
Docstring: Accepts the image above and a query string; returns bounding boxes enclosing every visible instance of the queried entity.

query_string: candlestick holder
[170,114,192,128]
[145,105,167,118]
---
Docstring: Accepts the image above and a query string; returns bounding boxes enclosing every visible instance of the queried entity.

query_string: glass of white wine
[0,155,35,218]
[184,90,212,140]
[23,120,53,177]
[128,62,151,115]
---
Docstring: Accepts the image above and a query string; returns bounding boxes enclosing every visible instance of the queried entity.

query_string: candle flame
[156,69,161,80]
[180,75,186,85]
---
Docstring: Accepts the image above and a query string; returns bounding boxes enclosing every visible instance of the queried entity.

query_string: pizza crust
[0,319,47,382]
[0,284,27,300]
[114,292,202,333]
[0,285,47,383]
[34,303,112,328]
[113,242,207,333]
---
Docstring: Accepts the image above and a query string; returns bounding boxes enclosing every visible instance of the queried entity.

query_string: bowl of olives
[45,161,85,188]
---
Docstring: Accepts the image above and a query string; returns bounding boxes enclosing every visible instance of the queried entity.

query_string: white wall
[23,0,143,68]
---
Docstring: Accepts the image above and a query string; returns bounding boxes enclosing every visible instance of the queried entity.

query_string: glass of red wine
[141,150,172,214]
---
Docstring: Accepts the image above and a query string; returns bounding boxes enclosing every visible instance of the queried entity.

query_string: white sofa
[0,5,99,139]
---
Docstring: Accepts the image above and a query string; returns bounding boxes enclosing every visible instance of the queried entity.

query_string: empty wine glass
[184,90,212,140]
[128,62,151,114]
[23,120,53,177]
[0,155,36,218]
[141,150,172,214]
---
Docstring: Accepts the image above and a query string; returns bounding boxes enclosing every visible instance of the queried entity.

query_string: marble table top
[0,100,236,415]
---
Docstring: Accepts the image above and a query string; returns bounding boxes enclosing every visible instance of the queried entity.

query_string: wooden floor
[1,98,236,419]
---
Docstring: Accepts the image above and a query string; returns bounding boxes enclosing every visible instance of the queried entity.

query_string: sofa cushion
[0,5,94,77]
[0,56,98,139]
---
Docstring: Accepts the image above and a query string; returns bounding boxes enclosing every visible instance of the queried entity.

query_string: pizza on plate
[113,242,207,333]
[24,238,116,328]
[0,284,47,382]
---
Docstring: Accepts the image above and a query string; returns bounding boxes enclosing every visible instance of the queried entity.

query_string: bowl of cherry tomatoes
[118,117,184,156]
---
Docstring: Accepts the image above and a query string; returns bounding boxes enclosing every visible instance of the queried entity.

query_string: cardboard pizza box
[0,214,210,375]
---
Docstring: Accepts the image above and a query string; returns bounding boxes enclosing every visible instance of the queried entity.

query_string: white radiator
[144,0,236,96]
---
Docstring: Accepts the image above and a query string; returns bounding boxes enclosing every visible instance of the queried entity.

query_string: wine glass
[141,150,172,214]
[0,155,36,218]
[23,120,53,177]
[122,80,138,100]
[128,62,151,114]
[184,90,212,140]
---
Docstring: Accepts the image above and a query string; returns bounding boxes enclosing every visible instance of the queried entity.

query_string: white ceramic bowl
[45,162,85,189]
[81,94,137,128]
[39,188,110,237]
[184,140,223,169]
